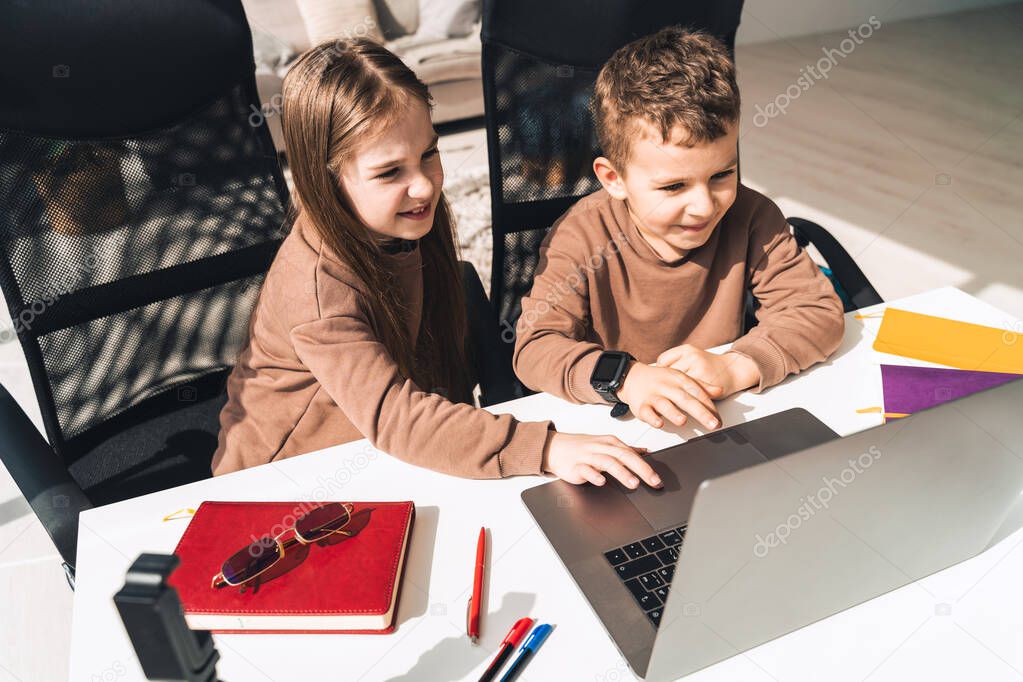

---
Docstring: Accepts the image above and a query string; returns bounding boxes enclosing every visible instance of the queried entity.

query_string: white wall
[735,0,1019,44]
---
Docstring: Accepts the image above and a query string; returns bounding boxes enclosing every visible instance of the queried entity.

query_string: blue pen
[498,623,552,682]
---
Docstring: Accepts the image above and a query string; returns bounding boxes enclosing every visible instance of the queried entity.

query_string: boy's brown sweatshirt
[513,184,845,402]
[212,214,551,477]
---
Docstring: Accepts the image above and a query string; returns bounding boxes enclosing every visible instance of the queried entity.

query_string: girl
[212,39,660,490]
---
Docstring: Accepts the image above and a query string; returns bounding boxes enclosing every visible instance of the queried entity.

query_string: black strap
[380,238,420,255]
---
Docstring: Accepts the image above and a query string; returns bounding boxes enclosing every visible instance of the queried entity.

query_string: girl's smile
[397,203,432,221]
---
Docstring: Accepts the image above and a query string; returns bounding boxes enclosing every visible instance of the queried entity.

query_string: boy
[513,26,845,432]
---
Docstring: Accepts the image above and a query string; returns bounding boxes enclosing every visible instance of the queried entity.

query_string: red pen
[467,527,485,643]
[477,618,534,682]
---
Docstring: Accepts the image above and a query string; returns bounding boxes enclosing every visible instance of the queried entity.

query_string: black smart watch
[590,351,634,416]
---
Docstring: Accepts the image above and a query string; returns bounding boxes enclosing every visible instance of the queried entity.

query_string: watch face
[594,354,623,382]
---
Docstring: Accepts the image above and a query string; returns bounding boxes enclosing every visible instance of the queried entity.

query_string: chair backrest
[480,0,744,330]
[0,0,289,459]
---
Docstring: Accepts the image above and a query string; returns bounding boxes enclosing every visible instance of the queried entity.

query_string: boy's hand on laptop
[543,432,663,489]
[655,344,761,398]
[618,362,722,431]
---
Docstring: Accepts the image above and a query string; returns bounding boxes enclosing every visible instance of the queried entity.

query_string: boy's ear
[593,156,629,201]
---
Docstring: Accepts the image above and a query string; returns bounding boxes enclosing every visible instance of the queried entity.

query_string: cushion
[295,0,385,46]
[416,0,480,39]
[374,0,419,39]
[388,32,480,84]
[240,0,313,53]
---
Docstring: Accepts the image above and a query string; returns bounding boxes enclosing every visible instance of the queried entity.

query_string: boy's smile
[594,120,739,262]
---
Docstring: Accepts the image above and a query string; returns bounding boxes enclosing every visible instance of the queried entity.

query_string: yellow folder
[872,308,1023,374]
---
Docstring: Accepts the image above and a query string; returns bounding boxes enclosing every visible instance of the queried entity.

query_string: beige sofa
[242,0,483,152]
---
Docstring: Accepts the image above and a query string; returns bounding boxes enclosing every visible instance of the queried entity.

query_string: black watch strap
[590,350,635,407]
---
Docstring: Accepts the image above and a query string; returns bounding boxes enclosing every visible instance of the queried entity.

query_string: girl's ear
[593,156,628,200]
[334,164,359,203]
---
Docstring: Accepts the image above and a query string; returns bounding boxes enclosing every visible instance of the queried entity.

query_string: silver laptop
[522,378,1023,680]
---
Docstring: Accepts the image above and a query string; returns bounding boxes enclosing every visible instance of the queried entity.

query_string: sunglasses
[212,502,355,589]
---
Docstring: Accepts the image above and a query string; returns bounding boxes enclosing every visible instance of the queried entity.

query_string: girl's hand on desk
[542,432,663,489]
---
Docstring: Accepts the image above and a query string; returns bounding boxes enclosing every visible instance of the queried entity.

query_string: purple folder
[881,364,1020,415]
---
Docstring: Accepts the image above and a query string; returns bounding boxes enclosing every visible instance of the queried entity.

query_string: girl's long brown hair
[281,39,470,402]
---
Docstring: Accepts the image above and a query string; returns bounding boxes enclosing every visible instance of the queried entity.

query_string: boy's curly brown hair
[592,26,740,170]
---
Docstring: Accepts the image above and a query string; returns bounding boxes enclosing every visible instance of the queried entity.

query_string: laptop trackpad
[622,430,768,530]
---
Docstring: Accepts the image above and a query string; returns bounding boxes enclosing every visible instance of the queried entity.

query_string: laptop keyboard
[603,525,686,627]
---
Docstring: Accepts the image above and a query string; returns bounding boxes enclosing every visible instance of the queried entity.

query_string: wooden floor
[735,2,1023,320]
[1,5,1021,680]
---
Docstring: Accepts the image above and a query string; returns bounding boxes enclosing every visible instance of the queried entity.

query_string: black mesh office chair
[480,1,882,390]
[0,0,289,582]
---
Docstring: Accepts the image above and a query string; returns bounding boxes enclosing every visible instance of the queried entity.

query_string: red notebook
[168,501,415,634]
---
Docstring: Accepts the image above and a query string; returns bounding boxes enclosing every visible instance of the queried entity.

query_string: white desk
[69,287,1023,682]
